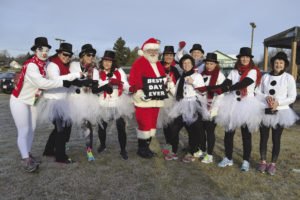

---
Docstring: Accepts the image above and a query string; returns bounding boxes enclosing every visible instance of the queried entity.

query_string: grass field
[0,94,299,200]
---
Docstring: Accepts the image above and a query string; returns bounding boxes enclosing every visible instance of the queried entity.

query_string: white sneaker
[240,160,250,172]
[193,149,203,158]
[218,157,233,168]
[201,154,213,164]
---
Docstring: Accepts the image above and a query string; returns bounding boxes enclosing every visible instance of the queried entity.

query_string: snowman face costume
[36,46,49,61]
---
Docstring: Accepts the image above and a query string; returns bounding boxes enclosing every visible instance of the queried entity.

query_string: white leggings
[10,95,37,159]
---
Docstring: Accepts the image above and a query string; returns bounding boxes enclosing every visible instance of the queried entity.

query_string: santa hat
[138,38,160,56]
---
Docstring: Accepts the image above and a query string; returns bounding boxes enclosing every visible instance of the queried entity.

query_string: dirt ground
[0,93,299,200]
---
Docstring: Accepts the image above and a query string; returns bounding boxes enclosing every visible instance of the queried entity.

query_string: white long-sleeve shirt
[202,71,226,117]
[256,72,297,110]
[43,62,81,100]
[170,72,205,98]
[96,68,130,107]
[13,62,63,105]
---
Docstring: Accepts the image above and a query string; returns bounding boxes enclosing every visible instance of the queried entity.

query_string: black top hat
[204,53,219,63]
[236,47,253,58]
[102,50,115,61]
[271,51,289,66]
[163,46,175,54]
[79,44,97,58]
[189,43,205,54]
[56,43,73,55]
[179,54,195,69]
[31,37,51,51]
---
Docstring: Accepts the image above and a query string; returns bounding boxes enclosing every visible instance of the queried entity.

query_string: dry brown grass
[0,94,299,200]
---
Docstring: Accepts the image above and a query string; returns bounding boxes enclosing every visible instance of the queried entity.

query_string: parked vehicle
[0,72,16,94]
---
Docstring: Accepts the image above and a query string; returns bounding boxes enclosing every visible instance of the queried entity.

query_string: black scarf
[176,69,195,101]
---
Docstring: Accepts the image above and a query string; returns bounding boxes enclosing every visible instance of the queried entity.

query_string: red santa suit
[130,56,166,139]
[129,38,166,158]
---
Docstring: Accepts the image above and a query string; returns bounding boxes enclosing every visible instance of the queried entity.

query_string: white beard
[144,53,158,64]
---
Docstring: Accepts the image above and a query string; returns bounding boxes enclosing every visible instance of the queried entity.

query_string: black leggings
[169,115,204,154]
[200,120,216,155]
[98,117,127,151]
[44,118,72,161]
[224,126,252,161]
[259,124,284,163]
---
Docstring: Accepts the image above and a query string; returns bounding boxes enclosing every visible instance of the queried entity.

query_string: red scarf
[12,56,46,97]
[164,65,177,84]
[238,64,261,97]
[50,56,70,75]
[201,67,220,101]
[99,69,123,98]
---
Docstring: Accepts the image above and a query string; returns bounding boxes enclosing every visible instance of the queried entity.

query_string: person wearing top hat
[167,54,208,163]
[190,43,205,73]
[194,53,226,163]
[158,45,181,160]
[256,51,299,175]
[10,37,82,172]
[69,44,100,162]
[41,42,91,164]
[129,38,167,159]
[212,47,263,172]
[92,50,133,160]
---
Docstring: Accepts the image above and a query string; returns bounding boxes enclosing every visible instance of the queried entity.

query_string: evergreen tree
[126,46,139,66]
[113,37,130,67]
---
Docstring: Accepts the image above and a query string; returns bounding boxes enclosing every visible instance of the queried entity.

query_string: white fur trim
[143,43,160,51]
[150,129,156,137]
[137,128,151,139]
[138,49,144,56]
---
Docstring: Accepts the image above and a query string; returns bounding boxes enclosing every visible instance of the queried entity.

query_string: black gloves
[92,83,113,94]
[63,80,72,88]
[63,79,93,88]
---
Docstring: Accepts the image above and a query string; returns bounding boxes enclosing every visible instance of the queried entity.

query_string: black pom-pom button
[269,89,275,95]
[236,91,241,96]
[270,80,277,86]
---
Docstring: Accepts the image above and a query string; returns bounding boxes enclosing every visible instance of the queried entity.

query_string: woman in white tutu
[256,52,299,175]
[92,50,134,160]
[196,53,226,164]
[168,54,208,163]
[41,43,90,164]
[69,44,100,162]
[215,47,263,172]
[157,46,181,160]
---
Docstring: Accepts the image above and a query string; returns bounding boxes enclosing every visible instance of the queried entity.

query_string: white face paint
[36,46,49,61]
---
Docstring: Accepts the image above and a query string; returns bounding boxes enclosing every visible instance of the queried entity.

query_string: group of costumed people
[10,37,299,176]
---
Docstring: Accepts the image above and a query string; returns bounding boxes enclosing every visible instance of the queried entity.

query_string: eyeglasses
[86,53,95,57]
[62,52,72,58]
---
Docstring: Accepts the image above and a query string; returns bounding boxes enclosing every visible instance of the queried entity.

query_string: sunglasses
[86,53,95,57]
[62,52,72,58]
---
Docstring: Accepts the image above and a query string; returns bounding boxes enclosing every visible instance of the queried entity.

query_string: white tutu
[36,98,72,125]
[168,95,209,125]
[215,94,264,132]
[262,108,299,128]
[68,93,101,125]
[157,95,176,128]
[99,94,134,122]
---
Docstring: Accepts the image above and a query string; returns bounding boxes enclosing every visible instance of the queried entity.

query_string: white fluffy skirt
[68,93,101,125]
[215,94,264,132]
[157,96,176,128]
[36,98,72,125]
[168,95,209,125]
[99,94,134,122]
[262,108,299,128]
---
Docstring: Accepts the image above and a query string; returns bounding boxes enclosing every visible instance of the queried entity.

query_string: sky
[0,0,299,61]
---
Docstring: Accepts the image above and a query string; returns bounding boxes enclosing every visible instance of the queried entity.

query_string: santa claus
[129,38,167,158]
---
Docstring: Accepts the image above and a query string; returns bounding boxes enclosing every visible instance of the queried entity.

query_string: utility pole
[250,22,256,51]
[55,38,65,45]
